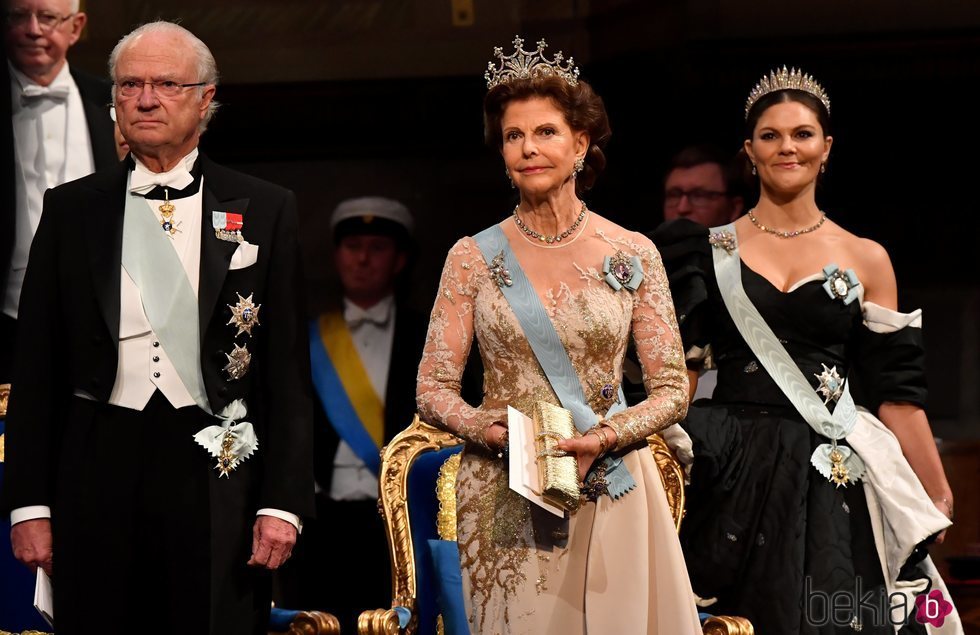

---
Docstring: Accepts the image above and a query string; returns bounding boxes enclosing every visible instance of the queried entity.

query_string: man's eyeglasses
[664,188,728,208]
[114,80,207,98]
[4,9,74,31]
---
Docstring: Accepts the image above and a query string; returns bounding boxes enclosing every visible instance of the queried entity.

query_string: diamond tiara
[745,66,830,120]
[485,36,580,90]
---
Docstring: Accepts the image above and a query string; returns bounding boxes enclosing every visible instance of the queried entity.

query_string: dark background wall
[68,0,980,435]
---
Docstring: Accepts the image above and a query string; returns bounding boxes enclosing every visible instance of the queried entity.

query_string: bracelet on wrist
[587,426,609,454]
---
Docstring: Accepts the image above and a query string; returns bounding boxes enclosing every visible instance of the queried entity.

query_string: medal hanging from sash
[708,222,866,487]
[308,312,385,475]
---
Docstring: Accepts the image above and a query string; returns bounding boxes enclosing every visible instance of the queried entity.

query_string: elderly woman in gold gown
[416,37,703,634]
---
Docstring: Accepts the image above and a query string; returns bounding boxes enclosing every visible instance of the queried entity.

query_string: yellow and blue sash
[308,311,384,474]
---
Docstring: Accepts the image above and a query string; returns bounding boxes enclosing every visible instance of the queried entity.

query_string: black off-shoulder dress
[652,219,958,634]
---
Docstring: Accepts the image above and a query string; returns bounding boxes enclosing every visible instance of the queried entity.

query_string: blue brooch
[821,264,861,305]
[603,251,643,292]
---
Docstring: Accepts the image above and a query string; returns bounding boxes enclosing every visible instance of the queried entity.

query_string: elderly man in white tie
[1,0,116,381]
[2,21,313,635]
[276,196,427,630]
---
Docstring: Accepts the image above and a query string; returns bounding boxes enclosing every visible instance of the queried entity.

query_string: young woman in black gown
[655,68,962,634]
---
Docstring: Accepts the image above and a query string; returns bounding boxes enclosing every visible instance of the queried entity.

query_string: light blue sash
[709,223,865,484]
[307,320,382,475]
[121,175,210,413]
[473,225,635,499]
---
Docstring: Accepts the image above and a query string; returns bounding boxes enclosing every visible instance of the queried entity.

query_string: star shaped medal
[814,363,844,405]
[223,343,252,380]
[227,293,261,337]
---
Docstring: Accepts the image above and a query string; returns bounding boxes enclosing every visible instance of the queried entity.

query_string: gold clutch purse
[533,401,581,512]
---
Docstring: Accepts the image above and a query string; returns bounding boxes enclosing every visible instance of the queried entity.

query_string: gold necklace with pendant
[159,188,178,236]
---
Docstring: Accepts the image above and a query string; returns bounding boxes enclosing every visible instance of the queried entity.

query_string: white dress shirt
[328,295,395,501]
[5,61,94,319]
[110,149,202,410]
[12,148,299,531]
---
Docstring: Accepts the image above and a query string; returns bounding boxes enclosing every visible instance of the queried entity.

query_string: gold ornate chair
[358,415,752,635]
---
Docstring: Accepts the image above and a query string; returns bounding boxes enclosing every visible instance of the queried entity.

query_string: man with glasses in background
[655,145,746,402]
[2,21,313,634]
[662,144,745,227]
[0,1,114,629]
[1,0,115,380]
[625,145,747,409]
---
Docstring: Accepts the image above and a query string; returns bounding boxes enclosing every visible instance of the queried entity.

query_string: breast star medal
[228,293,261,337]
[158,188,181,237]
[814,363,844,405]
[224,343,252,380]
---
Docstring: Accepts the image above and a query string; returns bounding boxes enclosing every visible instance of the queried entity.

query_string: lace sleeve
[416,238,503,446]
[604,239,689,448]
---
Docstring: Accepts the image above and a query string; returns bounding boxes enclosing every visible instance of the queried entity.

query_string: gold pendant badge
[829,447,850,488]
[215,431,236,478]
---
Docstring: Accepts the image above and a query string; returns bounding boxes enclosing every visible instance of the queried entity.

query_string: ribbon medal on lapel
[212,211,244,243]
[602,250,643,292]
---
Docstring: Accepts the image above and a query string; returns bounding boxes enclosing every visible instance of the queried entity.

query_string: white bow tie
[130,161,195,195]
[344,303,391,329]
[20,84,70,104]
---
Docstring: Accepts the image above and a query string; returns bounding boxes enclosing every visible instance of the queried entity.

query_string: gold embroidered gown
[416,214,703,634]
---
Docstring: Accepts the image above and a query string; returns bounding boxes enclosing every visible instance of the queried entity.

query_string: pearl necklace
[748,208,826,238]
[513,202,587,245]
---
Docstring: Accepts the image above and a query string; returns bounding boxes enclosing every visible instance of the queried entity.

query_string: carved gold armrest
[285,611,341,635]
[703,615,754,634]
[357,608,402,635]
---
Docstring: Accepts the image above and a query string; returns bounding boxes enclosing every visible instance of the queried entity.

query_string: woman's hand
[484,421,509,453]
[558,425,618,481]
[933,497,953,544]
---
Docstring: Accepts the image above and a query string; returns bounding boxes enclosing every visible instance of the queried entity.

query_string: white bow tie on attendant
[20,84,70,105]
[129,160,195,196]
[344,303,391,329]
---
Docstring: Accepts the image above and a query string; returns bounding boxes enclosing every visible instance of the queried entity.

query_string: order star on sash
[228,292,261,337]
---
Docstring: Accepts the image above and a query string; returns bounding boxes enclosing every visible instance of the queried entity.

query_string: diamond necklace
[513,202,587,244]
[748,208,826,238]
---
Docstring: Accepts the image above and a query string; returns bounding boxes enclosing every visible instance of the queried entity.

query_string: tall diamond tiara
[485,36,580,90]
[745,66,831,120]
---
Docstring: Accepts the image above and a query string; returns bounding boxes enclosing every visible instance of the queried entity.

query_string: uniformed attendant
[277,197,427,630]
